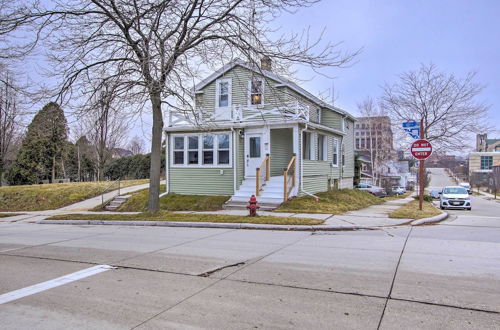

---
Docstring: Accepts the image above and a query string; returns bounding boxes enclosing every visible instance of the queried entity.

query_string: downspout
[340,116,345,187]
[299,123,320,200]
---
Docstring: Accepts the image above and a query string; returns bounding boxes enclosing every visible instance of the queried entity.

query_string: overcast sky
[273,0,500,148]
[16,0,500,152]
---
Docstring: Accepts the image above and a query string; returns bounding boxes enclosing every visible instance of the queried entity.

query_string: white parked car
[439,186,471,210]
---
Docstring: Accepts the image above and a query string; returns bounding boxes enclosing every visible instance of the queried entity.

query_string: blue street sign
[402,121,420,139]
[405,128,420,139]
[402,121,419,128]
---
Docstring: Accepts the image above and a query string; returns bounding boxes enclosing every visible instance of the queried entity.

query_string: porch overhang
[164,119,346,136]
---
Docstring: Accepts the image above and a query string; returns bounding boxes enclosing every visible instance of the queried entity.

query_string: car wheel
[440,205,444,210]
[467,207,472,211]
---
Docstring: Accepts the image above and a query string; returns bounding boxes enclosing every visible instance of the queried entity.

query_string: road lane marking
[0,265,115,305]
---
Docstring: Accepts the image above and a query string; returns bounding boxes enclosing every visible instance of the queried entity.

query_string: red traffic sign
[411,139,433,160]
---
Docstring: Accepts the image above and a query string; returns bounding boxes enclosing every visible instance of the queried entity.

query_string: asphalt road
[0,169,499,329]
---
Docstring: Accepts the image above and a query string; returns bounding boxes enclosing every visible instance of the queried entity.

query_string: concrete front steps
[224,176,286,210]
[104,195,131,211]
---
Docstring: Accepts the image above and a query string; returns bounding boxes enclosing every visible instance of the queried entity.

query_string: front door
[245,132,264,177]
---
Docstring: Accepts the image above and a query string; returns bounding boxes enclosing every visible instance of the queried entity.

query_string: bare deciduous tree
[81,80,129,181]
[0,0,357,211]
[128,136,144,155]
[0,69,22,185]
[357,97,394,186]
[381,63,489,151]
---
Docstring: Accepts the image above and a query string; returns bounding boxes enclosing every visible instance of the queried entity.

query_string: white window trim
[215,78,232,109]
[332,138,339,167]
[247,78,265,106]
[318,133,328,162]
[170,132,232,168]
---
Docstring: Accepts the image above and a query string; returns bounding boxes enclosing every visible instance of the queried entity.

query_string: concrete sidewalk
[56,181,166,212]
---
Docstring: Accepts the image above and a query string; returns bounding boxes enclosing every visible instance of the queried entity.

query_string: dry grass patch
[47,211,323,226]
[0,179,149,211]
[383,192,411,201]
[276,189,383,214]
[0,213,24,218]
[389,200,442,220]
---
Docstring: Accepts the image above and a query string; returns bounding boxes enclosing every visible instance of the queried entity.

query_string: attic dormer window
[249,79,264,105]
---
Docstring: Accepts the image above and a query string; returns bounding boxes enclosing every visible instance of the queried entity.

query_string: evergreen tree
[7,102,68,185]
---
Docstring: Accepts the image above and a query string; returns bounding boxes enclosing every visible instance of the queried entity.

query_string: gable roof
[194,59,356,120]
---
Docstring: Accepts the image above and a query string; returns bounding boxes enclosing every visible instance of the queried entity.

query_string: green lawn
[0,179,149,211]
[107,186,230,212]
[47,211,323,226]
[389,200,443,220]
[275,189,383,214]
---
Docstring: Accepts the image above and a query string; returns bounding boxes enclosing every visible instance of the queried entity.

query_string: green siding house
[164,59,356,208]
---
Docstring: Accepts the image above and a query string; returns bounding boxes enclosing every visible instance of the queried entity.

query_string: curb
[410,211,449,226]
[38,219,374,232]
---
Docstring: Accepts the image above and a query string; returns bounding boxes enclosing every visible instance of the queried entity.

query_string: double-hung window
[318,134,328,161]
[217,134,230,165]
[188,136,199,165]
[173,137,185,165]
[216,79,231,108]
[302,131,312,160]
[202,135,214,165]
[332,138,339,167]
[171,133,231,167]
[249,79,264,105]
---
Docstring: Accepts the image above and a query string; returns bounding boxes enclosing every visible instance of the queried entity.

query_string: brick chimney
[260,56,272,71]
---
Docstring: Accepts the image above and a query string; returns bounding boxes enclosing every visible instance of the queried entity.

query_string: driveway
[0,169,499,329]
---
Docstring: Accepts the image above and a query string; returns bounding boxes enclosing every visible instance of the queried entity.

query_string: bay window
[171,133,231,167]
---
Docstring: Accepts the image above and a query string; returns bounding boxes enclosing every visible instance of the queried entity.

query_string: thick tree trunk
[148,91,164,212]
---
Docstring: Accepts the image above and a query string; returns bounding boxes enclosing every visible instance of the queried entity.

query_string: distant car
[355,184,387,197]
[440,186,471,210]
[430,189,442,199]
[458,182,472,194]
[392,186,406,195]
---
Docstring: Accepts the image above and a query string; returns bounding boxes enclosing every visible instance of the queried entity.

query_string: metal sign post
[419,120,424,210]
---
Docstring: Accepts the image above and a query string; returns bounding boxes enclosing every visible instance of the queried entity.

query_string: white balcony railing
[166,101,310,127]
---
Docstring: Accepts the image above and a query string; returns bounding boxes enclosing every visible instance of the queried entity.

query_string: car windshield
[443,187,468,194]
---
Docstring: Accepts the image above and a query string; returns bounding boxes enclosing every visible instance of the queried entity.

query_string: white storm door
[245,133,264,177]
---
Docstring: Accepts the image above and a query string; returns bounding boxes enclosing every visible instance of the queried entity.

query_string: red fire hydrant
[246,195,260,216]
